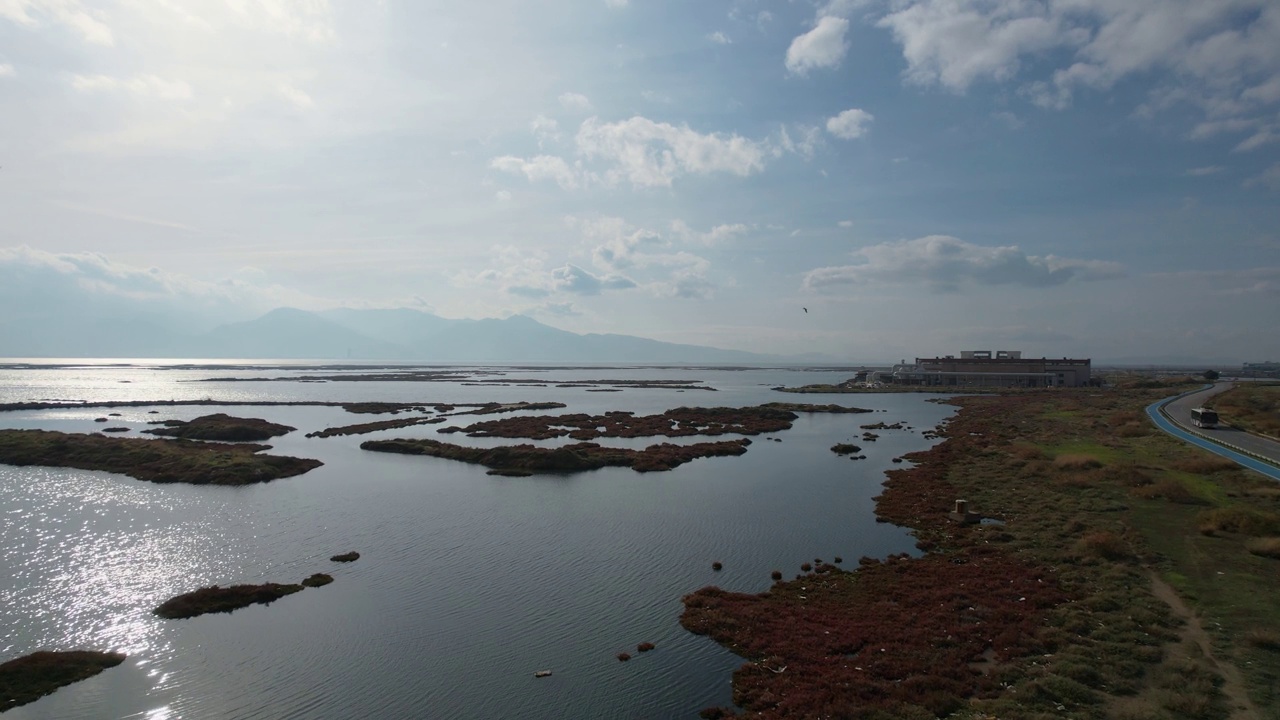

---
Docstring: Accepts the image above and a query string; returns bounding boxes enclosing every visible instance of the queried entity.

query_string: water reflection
[0,368,957,719]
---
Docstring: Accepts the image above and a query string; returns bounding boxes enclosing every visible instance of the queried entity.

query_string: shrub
[1198,507,1280,537]
[637,642,655,652]
[800,562,812,572]
[1076,531,1129,561]
[1173,456,1240,475]
[770,570,782,581]
[616,652,631,662]
[1131,479,1205,505]
[1054,454,1103,470]
[712,561,723,571]
[1244,628,1280,651]
[1244,537,1280,559]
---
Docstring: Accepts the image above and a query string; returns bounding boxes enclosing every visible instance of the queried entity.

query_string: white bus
[1190,407,1218,428]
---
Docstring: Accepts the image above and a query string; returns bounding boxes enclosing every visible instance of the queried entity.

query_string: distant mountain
[195,308,408,359]
[0,306,795,363]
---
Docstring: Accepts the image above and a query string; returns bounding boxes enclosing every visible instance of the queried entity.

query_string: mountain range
[0,306,820,363]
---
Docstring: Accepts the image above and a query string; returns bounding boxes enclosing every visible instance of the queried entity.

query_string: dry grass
[1244,537,1280,560]
[1055,453,1104,470]
[1244,628,1280,651]
[1131,479,1206,505]
[1198,507,1280,537]
[1173,456,1242,475]
[1076,531,1130,561]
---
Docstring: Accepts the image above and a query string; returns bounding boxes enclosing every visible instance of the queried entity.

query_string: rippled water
[0,363,955,719]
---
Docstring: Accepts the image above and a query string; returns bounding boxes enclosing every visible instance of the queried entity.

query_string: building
[877,350,1092,388]
[1242,361,1280,379]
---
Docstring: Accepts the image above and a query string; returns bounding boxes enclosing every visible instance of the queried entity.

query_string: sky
[1,0,1278,364]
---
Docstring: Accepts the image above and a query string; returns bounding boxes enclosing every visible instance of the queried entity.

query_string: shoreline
[681,385,1280,718]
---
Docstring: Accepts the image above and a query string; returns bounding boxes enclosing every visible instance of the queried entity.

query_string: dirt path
[1149,572,1260,720]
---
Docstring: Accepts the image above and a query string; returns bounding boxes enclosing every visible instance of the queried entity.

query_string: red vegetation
[306,416,445,438]
[0,429,321,486]
[0,650,127,712]
[681,550,1064,718]
[617,652,632,662]
[771,570,783,581]
[435,404,869,442]
[361,437,750,474]
[438,406,799,441]
[637,642,656,652]
[142,413,295,441]
[153,583,304,619]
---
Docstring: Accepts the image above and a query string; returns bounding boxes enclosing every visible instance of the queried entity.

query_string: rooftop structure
[873,350,1092,388]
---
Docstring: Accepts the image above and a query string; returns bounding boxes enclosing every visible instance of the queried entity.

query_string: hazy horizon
[1,1,1277,363]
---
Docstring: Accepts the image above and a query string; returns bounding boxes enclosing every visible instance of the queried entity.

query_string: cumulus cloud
[491,155,581,190]
[71,73,193,100]
[786,16,850,75]
[826,108,874,139]
[877,2,1072,92]
[873,0,1280,131]
[493,116,769,190]
[549,264,637,295]
[708,31,731,45]
[777,124,822,159]
[530,114,560,146]
[566,215,721,299]
[0,245,325,325]
[803,235,1125,293]
[670,220,749,245]
[558,92,593,112]
[576,116,767,187]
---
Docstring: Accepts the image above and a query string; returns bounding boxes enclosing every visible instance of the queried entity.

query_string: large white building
[877,350,1092,388]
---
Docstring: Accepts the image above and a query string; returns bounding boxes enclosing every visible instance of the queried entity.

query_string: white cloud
[530,114,560,146]
[992,110,1025,129]
[670,220,748,245]
[1244,162,1280,191]
[777,124,822,159]
[278,83,314,110]
[1184,166,1224,177]
[575,116,767,188]
[708,31,731,45]
[803,235,1125,292]
[0,63,14,77]
[495,190,512,201]
[0,245,324,321]
[70,73,193,100]
[826,108,874,139]
[785,16,849,75]
[874,0,1280,132]
[491,155,581,190]
[877,1,1071,92]
[1235,127,1278,153]
[838,220,853,228]
[558,92,593,112]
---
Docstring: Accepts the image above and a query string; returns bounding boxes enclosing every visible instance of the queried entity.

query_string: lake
[0,362,955,719]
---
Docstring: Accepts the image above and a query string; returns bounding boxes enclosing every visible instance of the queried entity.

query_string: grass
[154,583,305,619]
[0,651,126,712]
[680,385,1280,719]
[0,429,322,485]
[1207,383,1280,437]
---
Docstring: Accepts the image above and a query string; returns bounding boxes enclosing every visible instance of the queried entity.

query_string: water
[0,363,955,719]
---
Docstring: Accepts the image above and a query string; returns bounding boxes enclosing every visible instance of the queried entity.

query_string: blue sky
[0,0,1277,363]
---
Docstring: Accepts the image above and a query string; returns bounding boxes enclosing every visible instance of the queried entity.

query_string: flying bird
[803,307,808,313]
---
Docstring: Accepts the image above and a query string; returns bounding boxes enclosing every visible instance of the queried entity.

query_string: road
[1158,382,1280,474]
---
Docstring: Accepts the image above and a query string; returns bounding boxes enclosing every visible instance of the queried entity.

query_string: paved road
[1163,382,1280,467]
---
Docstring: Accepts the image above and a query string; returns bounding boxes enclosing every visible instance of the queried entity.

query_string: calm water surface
[0,363,955,719]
